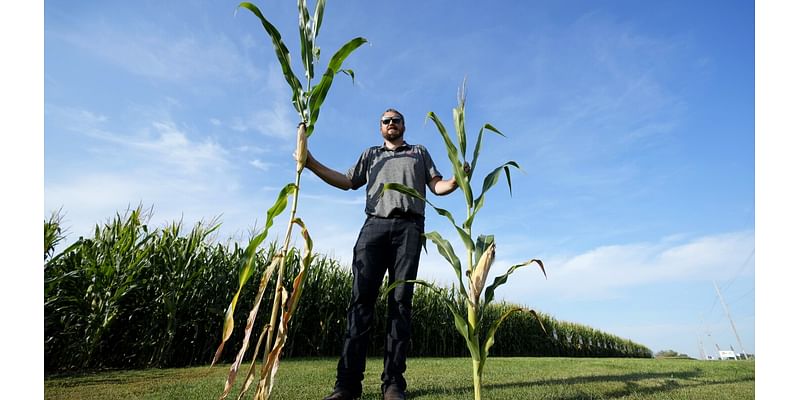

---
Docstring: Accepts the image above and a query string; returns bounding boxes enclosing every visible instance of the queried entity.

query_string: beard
[382,126,404,142]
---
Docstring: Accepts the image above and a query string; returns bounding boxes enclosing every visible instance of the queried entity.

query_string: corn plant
[44,206,156,368]
[211,2,366,399]
[384,81,547,400]
[44,208,65,260]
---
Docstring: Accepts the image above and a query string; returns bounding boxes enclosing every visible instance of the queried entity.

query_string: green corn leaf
[479,306,525,376]
[427,111,472,206]
[211,183,296,366]
[455,80,468,159]
[307,37,367,136]
[298,0,314,80]
[386,279,479,360]
[469,123,505,180]
[466,161,520,229]
[311,0,326,39]
[382,182,474,253]
[454,107,466,160]
[423,231,468,297]
[238,2,305,116]
[339,69,356,84]
[483,258,545,306]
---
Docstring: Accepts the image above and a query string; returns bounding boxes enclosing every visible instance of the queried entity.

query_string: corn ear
[469,242,495,307]
[296,123,307,172]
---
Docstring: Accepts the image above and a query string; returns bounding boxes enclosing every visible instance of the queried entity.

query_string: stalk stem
[467,290,481,400]
[472,358,482,400]
[264,168,302,358]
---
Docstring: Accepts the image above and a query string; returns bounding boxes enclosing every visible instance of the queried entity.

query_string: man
[299,109,464,400]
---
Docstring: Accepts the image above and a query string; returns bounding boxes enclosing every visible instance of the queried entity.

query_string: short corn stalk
[385,81,546,400]
[210,2,365,399]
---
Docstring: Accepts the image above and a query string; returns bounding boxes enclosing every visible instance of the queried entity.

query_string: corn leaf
[386,279,480,360]
[465,161,520,229]
[454,107,466,160]
[339,69,356,84]
[423,231,467,297]
[479,306,525,376]
[483,258,545,306]
[382,182,474,253]
[238,2,304,116]
[220,254,282,399]
[256,287,290,399]
[286,218,314,316]
[427,111,472,206]
[245,221,311,399]
[211,183,295,366]
[528,308,548,335]
[236,322,270,400]
[307,37,367,136]
[469,123,505,180]
[298,0,313,80]
[456,80,468,159]
[311,0,326,39]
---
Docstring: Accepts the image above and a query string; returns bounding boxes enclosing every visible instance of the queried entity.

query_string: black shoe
[382,385,406,400]
[323,387,358,400]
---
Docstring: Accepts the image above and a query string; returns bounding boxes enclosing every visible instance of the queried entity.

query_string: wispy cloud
[48,104,229,175]
[45,103,258,240]
[249,101,296,140]
[249,159,270,171]
[53,20,261,83]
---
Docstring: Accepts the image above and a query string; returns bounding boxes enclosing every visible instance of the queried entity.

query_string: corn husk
[469,242,495,306]
[296,123,307,172]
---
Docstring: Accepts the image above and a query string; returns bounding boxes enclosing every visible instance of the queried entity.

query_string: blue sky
[42,1,755,359]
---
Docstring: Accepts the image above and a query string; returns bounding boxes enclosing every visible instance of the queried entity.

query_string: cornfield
[44,207,651,374]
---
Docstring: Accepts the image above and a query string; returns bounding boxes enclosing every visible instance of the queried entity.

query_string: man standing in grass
[299,109,464,400]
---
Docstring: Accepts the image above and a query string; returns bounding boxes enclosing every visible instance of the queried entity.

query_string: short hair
[382,108,404,122]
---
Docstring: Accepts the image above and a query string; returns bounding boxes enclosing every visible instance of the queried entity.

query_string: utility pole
[697,336,707,361]
[714,280,749,360]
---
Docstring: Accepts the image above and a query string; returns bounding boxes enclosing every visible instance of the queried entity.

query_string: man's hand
[293,149,310,164]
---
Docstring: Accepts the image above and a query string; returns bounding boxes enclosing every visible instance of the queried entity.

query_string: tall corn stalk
[210,2,366,399]
[384,81,547,400]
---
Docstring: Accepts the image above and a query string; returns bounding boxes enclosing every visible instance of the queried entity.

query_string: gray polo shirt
[346,142,442,218]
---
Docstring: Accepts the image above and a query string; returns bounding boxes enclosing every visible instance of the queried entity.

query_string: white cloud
[249,102,296,140]
[249,159,270,171]
[45,104,255,241]
[130,121,229,174]
[495,230,755,302]
[237,145,268,153]
[224,101,295,141]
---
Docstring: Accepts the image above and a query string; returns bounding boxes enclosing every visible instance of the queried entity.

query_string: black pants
[334,215,424,396]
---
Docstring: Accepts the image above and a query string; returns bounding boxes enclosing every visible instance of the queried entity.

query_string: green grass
[44,357,754,400]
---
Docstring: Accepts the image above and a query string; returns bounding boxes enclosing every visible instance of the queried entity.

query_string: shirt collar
[380,141,411,152]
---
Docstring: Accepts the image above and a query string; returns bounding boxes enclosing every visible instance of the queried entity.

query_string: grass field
[44,357,754,400]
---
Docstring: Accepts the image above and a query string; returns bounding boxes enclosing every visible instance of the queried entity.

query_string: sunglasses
[381,117,403,125]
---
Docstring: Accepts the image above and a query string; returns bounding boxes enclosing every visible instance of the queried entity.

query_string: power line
[720,248,755,293]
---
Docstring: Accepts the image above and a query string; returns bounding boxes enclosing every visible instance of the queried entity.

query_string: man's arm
[302,151,353,190]
[428,176,458,195]
[427,162,470,196]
